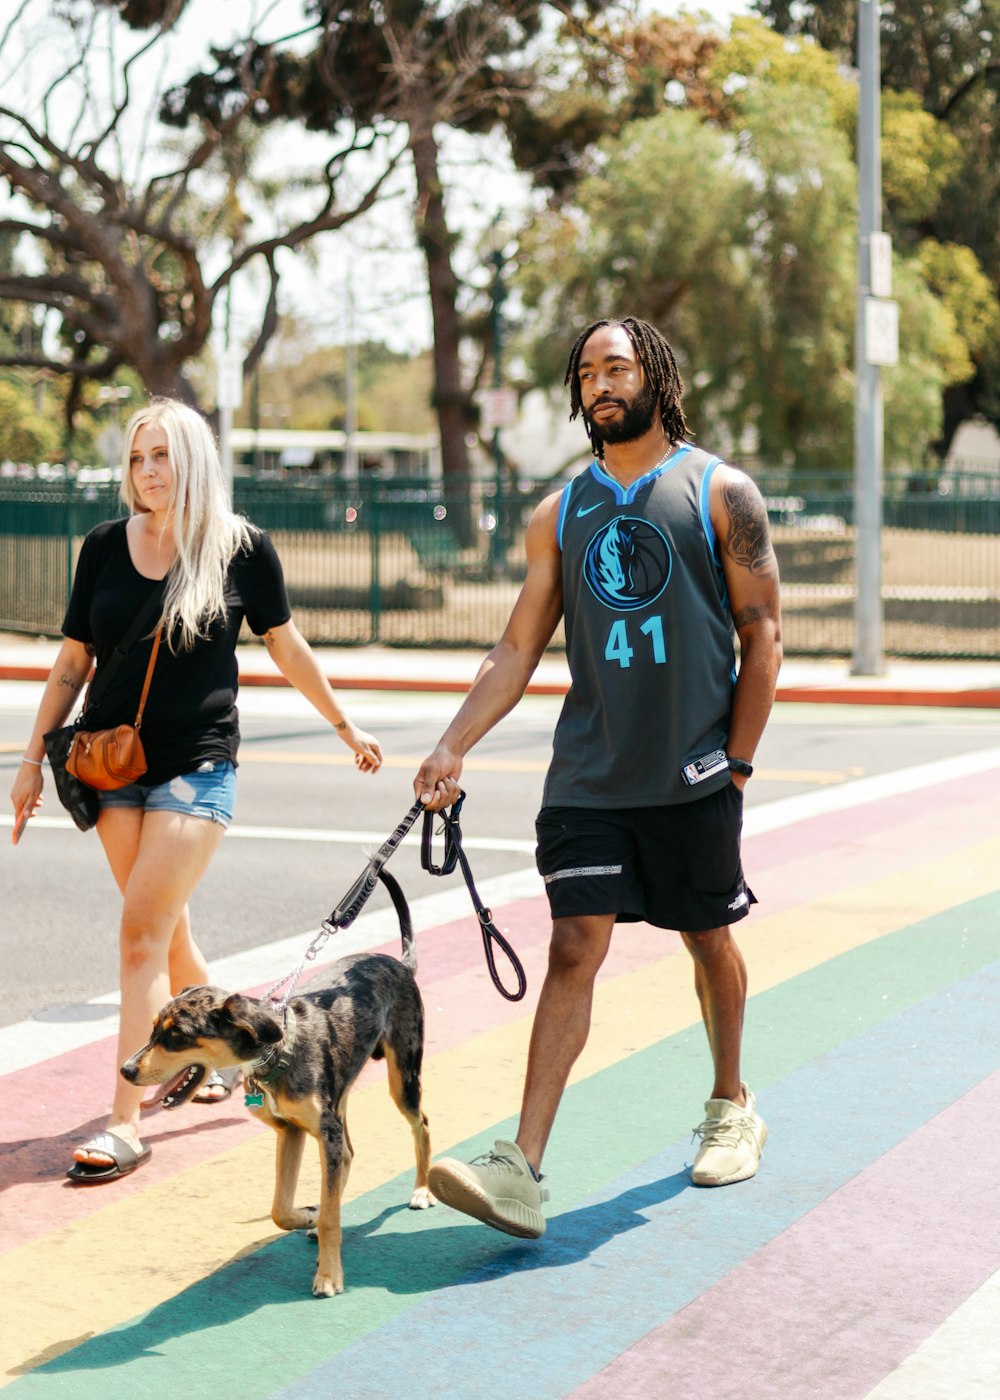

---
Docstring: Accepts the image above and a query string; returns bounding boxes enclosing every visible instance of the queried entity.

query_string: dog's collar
[246,1007,298,1089]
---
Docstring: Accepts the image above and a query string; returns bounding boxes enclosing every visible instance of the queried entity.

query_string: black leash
[419,791,527,1002]
[265,794,526,1011]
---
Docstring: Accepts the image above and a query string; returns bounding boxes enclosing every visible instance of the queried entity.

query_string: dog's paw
[298,1205,319,1235]
[312,1269,344,1298]
[409,1186,435,1210]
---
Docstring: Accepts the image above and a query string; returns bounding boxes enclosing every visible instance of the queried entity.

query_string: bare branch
[40,4,97,136]
[0,217,80,252]
[81,0,187,163]
[0,271,115,310]
[0,0,32,68]
[210,133,404,296]
[241,250,279,376]
[0,350,119,378]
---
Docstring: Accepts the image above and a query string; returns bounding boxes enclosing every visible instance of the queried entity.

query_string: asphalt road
[1,679,998,1028]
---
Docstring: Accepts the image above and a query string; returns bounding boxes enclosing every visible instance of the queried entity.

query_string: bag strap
[83,589,164,716]
[420,792,527,1002]
[132,624,163,731]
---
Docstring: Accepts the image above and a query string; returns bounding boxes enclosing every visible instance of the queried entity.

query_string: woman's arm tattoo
[722,478,776,575]
[56,673,83,692]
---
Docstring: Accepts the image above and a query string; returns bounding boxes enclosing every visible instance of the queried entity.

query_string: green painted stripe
[12,892,999,1400]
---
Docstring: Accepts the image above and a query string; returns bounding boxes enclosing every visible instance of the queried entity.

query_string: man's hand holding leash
[414,747,464,813]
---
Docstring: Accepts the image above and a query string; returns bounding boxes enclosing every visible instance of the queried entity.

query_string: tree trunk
[410,124,475,545]
[933,379,974,467]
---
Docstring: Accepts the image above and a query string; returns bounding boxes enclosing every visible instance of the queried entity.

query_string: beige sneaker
[428,1139,549,1238]
[691,1083,767,1186]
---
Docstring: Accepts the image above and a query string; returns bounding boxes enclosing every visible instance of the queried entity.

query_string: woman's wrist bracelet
[22,756,43,767]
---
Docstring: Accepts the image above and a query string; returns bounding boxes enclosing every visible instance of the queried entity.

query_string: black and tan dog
[121,872,433,1297]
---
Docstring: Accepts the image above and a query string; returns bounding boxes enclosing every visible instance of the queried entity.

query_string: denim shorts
[98,760,237,827]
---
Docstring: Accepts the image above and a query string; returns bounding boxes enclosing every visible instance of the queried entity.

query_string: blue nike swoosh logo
[576,503,602,517]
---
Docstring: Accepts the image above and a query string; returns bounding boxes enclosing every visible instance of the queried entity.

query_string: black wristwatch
[727,756,754,779]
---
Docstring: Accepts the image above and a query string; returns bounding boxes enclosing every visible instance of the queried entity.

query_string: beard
[584,379,660,446]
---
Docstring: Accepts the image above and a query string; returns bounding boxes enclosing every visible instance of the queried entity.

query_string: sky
[1,0,755,359]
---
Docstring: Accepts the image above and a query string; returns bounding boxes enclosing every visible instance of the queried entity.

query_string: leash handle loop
[421,793,527,1002]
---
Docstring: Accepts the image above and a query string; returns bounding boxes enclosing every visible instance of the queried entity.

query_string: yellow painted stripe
[3,836,998,1384]
[238,749,860,783]
[238,750,552,773]
[0,735,854,783]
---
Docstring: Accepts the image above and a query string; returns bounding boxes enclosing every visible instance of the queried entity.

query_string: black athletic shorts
[534,783,756,933]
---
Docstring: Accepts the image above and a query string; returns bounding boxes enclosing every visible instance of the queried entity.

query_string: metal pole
[345,274,358,480]
[490,246,506,578]
[853,0,884,674]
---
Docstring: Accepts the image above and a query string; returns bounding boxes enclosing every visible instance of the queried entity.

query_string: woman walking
[10,399,382,1183]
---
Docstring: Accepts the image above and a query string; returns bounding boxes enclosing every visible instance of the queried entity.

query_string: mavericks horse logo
[583,516,672,611]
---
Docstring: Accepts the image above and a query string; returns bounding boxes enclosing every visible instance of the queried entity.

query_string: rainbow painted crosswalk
[2,755,999,1399]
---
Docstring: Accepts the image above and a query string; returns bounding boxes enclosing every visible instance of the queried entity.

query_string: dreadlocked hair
[563,316,689,460]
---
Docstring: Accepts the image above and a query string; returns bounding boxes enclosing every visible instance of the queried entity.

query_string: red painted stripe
[744,767,1000,873]
[3,660,995,706]
[774,685,1000,708]
[572,1069,1000,1400]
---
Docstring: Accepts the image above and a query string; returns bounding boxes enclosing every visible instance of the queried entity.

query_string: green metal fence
[1,470,998,658]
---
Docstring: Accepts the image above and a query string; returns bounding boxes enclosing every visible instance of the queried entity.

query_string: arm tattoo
[731,600,776,630]
[57,673,83,692]
[722,478,775,574]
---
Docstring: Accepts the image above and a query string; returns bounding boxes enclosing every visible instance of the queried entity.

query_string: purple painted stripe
[572,1067,1000,1400]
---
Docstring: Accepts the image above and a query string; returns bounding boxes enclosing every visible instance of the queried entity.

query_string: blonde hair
[120,398,254,652]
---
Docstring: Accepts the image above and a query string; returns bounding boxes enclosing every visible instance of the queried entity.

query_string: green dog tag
[245,1092,264,1107]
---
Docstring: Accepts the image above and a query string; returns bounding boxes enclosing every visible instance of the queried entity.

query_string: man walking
[414,316,782,1238]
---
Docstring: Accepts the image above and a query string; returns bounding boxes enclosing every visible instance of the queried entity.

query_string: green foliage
[882,258,960,469]
[752,0,1000,454]
[519,82,861,473]
[517,21,975,476]
[916,239,1000,365]
[882,93,963,227]
[0,380,61,463]
[713,16,856,135]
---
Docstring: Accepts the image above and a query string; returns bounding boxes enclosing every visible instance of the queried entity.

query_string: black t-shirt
[62,518,291,785]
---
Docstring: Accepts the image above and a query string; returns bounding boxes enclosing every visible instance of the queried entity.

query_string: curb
[2,663,998,708]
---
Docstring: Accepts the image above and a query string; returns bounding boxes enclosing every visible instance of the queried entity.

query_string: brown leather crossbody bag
[66,624,163,790]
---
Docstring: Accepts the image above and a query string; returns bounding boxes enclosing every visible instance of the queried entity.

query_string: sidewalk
[2,634,999,706]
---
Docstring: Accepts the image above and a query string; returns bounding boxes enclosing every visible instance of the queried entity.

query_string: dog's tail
[377,867,416,971]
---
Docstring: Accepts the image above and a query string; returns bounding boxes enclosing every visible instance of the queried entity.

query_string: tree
[753,0,1000,458]
[155,1,622,541]
[517,18,983,476]
[0,2,400,422]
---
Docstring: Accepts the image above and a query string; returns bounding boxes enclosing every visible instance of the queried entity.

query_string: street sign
[479,387,518,431]
[864,296,899,367]
[869,231,893,298]
[217,349,244,410]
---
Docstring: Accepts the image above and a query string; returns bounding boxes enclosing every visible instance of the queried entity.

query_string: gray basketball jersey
[543,442,736,808]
